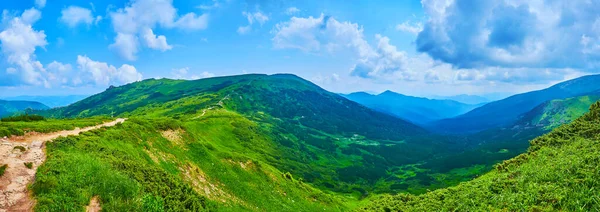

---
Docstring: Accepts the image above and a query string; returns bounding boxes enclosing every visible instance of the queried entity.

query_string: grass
[24,162,33,169]
[0,116,109,137]
[31,116,345,211]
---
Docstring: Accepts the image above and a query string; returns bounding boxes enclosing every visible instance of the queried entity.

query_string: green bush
[1,114,45,122]
[0,164,7,177]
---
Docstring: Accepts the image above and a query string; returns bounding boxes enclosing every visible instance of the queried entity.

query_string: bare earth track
[0,118,126,212]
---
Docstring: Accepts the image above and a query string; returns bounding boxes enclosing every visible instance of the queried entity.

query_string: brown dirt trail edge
[0,118,125,212]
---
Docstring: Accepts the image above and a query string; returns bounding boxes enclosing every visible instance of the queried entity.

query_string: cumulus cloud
[396,21,423,35]
[60,6,94,28]
[285,7,300,15]
[141,28,172,51]
[109,33,139,61]
[272,14,375,58]
[0,8,48,86]
[273,13,584,86]
[237,11,269,34]
[21,8,42,24]
[35,0,46,9]
[197,0,221,10]
[109,0,209,60]
[417,0,600,70]
[76,55,142,85]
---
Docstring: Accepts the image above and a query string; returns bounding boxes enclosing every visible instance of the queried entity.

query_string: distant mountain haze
[342,90,482,125]
[2,95,89,108]
[0,100,49,117]
[428,94,490,105]
[429,74,600,133]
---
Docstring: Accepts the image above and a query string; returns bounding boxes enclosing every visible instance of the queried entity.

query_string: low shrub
[0,164,7,177]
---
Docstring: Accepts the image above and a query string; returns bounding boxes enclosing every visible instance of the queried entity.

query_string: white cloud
[60,6,94,28]
[76,55,142,85]
[46,61,73,85]
[171,67,214,80]
[237,25,251,34]
[237,11,269,35]
[35,0,46,9]
[272,14,375,58]
[417,0,600,70]
[109,33,139,61]
[21,8,41,24]
[174,13,209,30]
[396,21,423,35]
[0,8,48,86]
[244,11,269,25]
[94,16,102,25]
[109,0,210,60]
[285,7,300,15]
[273,14,583,87]
[141,28,172,51]
[199,71,215,78]
[197,0,220,10]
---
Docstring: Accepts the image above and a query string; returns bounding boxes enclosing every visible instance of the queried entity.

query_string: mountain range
[428,94,491,105]
[0,100,48,117]
[427,75,600,133]
[3,73,600,211]
[2,95,88,108]
[342,91,482,125]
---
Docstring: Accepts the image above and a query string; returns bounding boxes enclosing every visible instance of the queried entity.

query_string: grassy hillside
[32,116,345,211]
[0,100,48,117]
[343,91,480,125]
[430,74,600,133]
[33,74,459,198]
[359,101,600,211]
[515,95,600,130]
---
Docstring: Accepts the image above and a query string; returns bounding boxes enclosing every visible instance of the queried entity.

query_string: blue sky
[0,0,598,98]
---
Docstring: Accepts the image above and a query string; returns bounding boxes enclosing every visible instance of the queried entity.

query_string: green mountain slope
[35,74,453,196]
[343,91,481,125]
[360,101,600,211]
[415,94,600,190]
[430,74,600,133]
[0,100,48,117]
[514,95,600,130]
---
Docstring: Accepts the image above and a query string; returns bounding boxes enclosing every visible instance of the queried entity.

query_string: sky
[0,0,599,98]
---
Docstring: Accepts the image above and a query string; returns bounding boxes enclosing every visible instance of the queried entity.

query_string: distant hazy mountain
[429,94,490,105]
[3,95,88,108]
[429,74,600,133]
[0,100,49,117]
[343,90,482,125]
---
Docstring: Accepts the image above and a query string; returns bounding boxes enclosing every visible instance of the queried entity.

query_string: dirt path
[0,118,125,212]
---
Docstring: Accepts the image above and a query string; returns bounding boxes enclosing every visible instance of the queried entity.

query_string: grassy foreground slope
[0,115,109,137]
[360,101,600,211]
[32,117,343,211]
